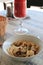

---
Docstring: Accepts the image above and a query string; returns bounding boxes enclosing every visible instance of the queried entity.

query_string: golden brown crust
[8,40,40,57]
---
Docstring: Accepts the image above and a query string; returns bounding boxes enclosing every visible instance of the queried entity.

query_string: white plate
[2,34,43,61]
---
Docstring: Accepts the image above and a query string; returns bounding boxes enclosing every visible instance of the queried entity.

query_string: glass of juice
[14,0,28,34]
[0,16,7,46]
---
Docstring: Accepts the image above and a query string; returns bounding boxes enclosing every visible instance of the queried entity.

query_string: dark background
[27,0,43,8]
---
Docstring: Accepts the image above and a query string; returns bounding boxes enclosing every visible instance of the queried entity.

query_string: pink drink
[14,0,26,18]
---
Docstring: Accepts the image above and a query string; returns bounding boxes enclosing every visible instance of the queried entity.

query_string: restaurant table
[0,9,43,65]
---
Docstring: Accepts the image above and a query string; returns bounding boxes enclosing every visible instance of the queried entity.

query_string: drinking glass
[14,0,29,34]
[0,16,7,46]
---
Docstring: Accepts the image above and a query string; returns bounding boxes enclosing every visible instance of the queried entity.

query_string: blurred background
[27,0,43,8]
[0,0,43,11]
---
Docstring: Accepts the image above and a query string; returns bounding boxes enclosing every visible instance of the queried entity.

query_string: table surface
[0,9,43,65]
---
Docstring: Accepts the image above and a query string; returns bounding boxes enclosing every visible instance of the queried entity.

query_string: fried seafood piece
[13,40,23,47]
[35,44,40,54]
[21,42,27,55]
[31,44,39,54]
[27,50,34,57]
[22,41,27,47]
[14,47,27,57]
[27,42,32,50]
[8,45,19,55]
[21,47,27,57]
[14,48,22,57]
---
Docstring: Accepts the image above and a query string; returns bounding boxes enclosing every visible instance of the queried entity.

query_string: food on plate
[8,40,40,57]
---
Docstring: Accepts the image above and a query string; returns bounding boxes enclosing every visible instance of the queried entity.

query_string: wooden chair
[3,2,13,10]
[3,2,6,10]
[3,2,14,18]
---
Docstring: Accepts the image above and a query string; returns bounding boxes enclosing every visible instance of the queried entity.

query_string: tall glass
[0,16,7,46]
[14,0,28,34]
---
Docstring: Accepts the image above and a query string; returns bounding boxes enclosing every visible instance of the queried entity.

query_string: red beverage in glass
[14,0,26,18]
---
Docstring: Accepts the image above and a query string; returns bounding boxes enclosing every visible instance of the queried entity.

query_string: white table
[0,9,43,65]
[6,9,43,41]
